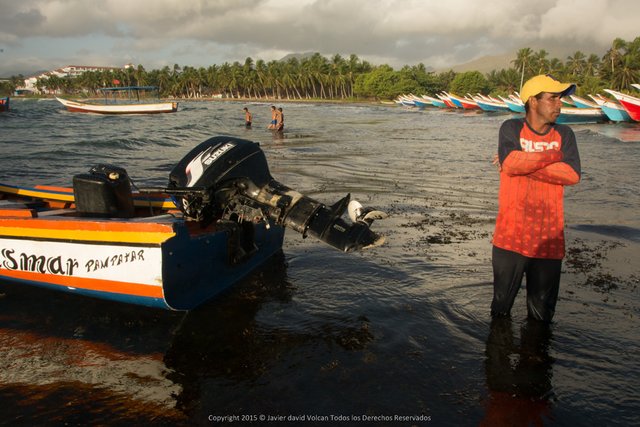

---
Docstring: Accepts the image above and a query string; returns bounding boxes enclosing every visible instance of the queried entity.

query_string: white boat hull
[56,97,178,114]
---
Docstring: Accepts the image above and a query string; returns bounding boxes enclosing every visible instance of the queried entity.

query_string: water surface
[0,99,638,426]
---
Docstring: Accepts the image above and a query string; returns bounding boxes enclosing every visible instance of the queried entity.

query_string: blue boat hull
[600,105,631,122]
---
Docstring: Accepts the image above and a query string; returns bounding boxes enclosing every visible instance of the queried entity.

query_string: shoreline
[11,94,393,107]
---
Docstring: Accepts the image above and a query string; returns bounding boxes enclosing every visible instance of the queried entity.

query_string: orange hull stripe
[0,269,165,299]
[34,185,74,193]
[0,209,37,218]
[0,217,173,233]
[0,226,173,244]
[2,184,176,209]
[0,185,75,202]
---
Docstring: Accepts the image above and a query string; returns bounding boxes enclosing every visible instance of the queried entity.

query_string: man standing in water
[276,107,284,131]
[243,107,252,127]
[268,105,277,129]
[491,74,581,322]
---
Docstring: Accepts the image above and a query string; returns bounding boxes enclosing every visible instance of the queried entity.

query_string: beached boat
[472,95,510,113]
[56,86,178,115]
[589,94,632,122]
[420,95,446,108]
[556,107,608,124]
[395,94,416,107]
[411,97,430,109]
[500,95,525,113]
[445,92,480,110]
[603,89,640,122]
[0,136,385,310]
[437,93,457,109]
[0,96,8,112]
[569,94,600,109]
[426,97,447,109]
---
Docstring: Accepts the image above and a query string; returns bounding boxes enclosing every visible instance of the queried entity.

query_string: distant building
[18,64,126,94]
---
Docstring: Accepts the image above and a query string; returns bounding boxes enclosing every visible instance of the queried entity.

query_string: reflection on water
[0,100,639,425]
[480,318,554,426]
[0,285,185,424]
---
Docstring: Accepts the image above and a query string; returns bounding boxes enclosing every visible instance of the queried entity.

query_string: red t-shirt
[493,118,580,259]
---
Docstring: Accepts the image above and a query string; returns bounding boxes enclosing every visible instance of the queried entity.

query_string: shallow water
[0,99,639,426]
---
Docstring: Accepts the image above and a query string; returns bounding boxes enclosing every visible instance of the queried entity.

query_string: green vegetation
[2,37,639,100]
[0,75,27,97]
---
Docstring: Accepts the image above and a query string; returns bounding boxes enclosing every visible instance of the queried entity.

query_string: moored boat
[589,94,632,122]
[420,95,441,107]
[395,94,416,107]
[603,89,640,122]
[556,107,608,124]
[0,136,386,310]
[444,92,480,110]
[56,86,178,115]
[437,93,457,109]
[569,94,600,109]
[0,96,8,112]
[427,97,448,108]
[472,95,510,112]
[500,95,525,113]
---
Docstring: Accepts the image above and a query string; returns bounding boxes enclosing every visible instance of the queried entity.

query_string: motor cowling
[168,136,386,252]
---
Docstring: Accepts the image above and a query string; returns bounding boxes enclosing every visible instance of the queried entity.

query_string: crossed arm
[501,150,580,185]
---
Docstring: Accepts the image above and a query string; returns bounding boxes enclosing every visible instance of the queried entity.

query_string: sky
[0,0,638,77]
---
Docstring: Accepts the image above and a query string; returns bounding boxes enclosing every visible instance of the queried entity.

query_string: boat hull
[604,90,640,122]
[475,100,510,112]
[0,185,284,310]
[56,97,178,114]
[555,107,607,124]
[0,96,8,112]
[599,103,632,122]
[615,98,640,122]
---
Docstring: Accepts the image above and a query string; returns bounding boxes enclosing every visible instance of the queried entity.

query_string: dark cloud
[1,0,638,75]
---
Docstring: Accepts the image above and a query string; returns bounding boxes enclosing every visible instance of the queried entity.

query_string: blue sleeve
[556,124,581,177]
[498,119,524,163]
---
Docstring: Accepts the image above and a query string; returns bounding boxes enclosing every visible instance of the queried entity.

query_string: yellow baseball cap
[520,74,576,103]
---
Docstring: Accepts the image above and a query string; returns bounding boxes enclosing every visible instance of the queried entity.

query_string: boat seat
[37,208,76,217]
[127,214,177,222]
[0,208,37,218]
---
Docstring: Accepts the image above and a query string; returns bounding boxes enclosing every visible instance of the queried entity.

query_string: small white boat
[56,86,178,115]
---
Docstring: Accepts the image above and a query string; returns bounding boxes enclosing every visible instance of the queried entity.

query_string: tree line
[1,37,638,100]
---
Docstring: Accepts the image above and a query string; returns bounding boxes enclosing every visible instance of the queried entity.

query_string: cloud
[0,0,637,76]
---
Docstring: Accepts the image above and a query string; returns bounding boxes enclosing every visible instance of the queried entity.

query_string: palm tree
[547,58,565,76]
[299,57,315,98]
[346,54,362,98]
[309,53,329,99]
[603,38,626,74]
[566,51,587,76]
[610,55,640,90]
[584,54,601,77]
[512,47,533,90]
[134,64,147,87]
[532,49,550,74]
[284,57,303,99]
[156,66,172,96]
[254,60,269,98]
[487,68,520,95]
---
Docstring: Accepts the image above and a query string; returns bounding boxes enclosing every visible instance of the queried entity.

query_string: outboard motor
[166,136,386,252]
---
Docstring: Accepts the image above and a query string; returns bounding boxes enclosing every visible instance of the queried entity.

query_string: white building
[18,65,127,94]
